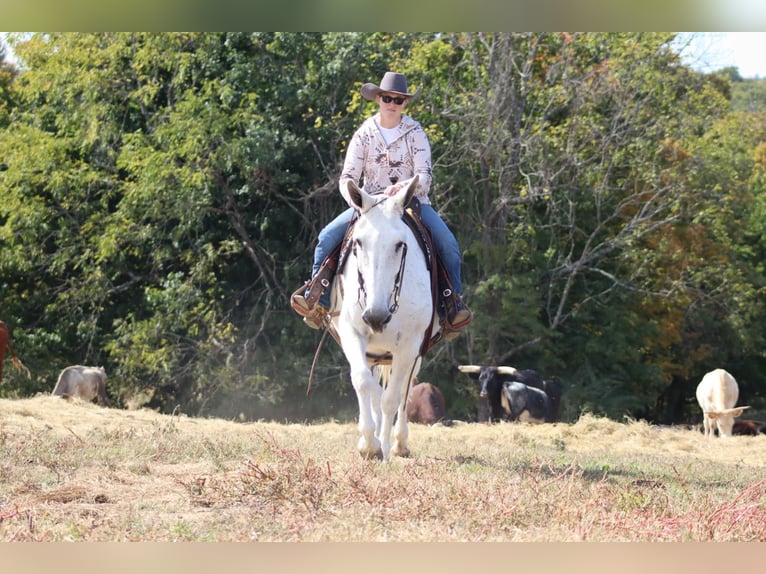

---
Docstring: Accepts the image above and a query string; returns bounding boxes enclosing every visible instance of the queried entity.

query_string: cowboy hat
[361,72,422,101]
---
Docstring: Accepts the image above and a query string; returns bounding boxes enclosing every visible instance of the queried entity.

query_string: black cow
[458,365,561,423]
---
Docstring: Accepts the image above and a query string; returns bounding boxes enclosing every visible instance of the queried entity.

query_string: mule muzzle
[362,308,392,333]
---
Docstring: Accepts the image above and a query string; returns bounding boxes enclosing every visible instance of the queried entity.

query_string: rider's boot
[291,291,329,330]
[291,273,332,330]
[441,290,473,341]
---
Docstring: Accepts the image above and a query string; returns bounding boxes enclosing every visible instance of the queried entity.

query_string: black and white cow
[501,381,551,423]
[457,365,560,423]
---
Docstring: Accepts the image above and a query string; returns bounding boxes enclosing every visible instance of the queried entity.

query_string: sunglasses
[381,95,406,105]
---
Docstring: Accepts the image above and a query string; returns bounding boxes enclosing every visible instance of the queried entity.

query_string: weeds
[1,398,765,541]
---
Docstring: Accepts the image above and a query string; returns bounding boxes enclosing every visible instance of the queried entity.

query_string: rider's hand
[384,183,402,196]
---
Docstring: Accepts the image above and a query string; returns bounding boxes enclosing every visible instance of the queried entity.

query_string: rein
[359,193,390,214]
[306,310,342,396]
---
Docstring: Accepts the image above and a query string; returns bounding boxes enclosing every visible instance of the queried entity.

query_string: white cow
[695,368,749,437]
[52,365,110,407]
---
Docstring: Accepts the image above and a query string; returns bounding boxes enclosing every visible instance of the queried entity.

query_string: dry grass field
[2,395,765,542]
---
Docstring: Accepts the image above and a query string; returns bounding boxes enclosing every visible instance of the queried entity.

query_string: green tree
[4,32,766,424]
[731,76,766,113]
[0,32,427,418]
[407,33,740,420]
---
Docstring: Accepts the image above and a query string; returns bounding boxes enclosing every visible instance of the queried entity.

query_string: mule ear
[346,180,365,210]
[396,175,419,210]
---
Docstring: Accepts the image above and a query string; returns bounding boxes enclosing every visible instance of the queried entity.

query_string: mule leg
[381,361,417,460]
[369,367,383,440]
[393,360,421,458]
[379,383,399,461]
[350,365,383,460]
[392,399,410,458]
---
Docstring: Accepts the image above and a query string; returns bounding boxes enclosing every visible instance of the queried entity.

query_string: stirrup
[291,290,329,329]
[440,310,471,340]
[290,284,312,316]
[304,305,330,330]
[442,289,473,331]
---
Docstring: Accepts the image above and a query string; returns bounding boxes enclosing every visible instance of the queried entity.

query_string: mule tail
[373,364,392,390]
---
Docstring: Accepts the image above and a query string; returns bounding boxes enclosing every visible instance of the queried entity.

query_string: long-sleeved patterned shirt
[339,113,433,205]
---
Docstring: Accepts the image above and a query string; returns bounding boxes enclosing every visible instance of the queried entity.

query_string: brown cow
[0,320,31,384]
[731,419,766,436]
[52,365,110,407]
[406,381,447,425]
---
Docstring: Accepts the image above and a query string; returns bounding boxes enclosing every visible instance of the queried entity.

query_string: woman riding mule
[292,71,472,338]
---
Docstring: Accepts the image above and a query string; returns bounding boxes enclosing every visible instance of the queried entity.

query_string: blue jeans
[312,204,462,308]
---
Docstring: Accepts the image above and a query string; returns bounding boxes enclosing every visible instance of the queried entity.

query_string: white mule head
[345,177,419,333]
[345,176,418,216]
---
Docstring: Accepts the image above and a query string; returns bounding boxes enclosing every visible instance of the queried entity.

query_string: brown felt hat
[361,72,422,101]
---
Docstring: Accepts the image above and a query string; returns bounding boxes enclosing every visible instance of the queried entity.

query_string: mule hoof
[359,448,383,460]
[358,436,383,460]
[391,442,411,458]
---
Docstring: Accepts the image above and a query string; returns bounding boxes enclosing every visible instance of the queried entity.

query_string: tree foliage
[2,33,765,424]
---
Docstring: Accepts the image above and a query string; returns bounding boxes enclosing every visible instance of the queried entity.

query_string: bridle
[353,195,409,315]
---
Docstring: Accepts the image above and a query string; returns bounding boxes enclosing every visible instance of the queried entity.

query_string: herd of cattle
[405,365,564,426]
[404,365,562,426]
[1,320,764,436]
[407,365,764,438]
[457,365,561,423]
